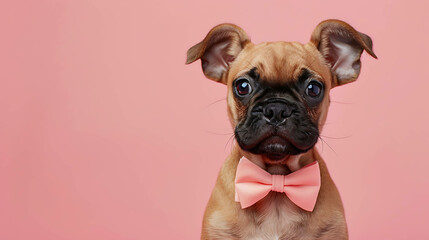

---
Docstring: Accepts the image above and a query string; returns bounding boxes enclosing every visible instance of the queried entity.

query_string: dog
[186,19,376,240]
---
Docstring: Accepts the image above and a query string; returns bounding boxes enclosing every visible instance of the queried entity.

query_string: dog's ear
[310,19,377,87]
[186,24,250,84]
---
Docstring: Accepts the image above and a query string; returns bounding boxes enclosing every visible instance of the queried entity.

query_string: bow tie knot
[271,175,285,193]
[234,157,321,211]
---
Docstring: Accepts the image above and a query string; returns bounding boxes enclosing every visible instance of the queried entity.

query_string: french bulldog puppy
[187,19,376,240]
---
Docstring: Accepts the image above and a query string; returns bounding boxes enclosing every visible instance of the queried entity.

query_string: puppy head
[187,20,376,163]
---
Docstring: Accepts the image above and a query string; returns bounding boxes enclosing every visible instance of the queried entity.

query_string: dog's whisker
[330,100,353,105]
[229,136,236,153]
[318,136,337,156]
[320,134,352,140]
[206,130,235,136]
[319,135,325,153]
[225,134,236,152]
[204,98,227,108]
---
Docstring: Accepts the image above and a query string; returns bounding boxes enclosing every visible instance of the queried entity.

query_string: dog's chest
[238,193,308,240]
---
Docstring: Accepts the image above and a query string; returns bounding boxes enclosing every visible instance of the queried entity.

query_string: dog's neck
[239,148,316,175]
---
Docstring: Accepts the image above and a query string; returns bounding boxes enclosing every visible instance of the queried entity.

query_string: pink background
[1,0,428,239]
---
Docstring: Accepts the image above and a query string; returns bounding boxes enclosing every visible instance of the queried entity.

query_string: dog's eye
[305,81,322,98]
[235,78,252,96]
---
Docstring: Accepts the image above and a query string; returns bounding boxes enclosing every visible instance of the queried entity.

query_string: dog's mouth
[236,128,317,163]
[235,112,319,163]
[256,136,290,160]
[252,134,306,162]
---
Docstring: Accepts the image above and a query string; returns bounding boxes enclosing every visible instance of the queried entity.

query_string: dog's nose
[263,102,293,124]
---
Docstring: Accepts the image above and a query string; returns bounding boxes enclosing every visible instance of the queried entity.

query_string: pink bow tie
[235,157,321,211]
